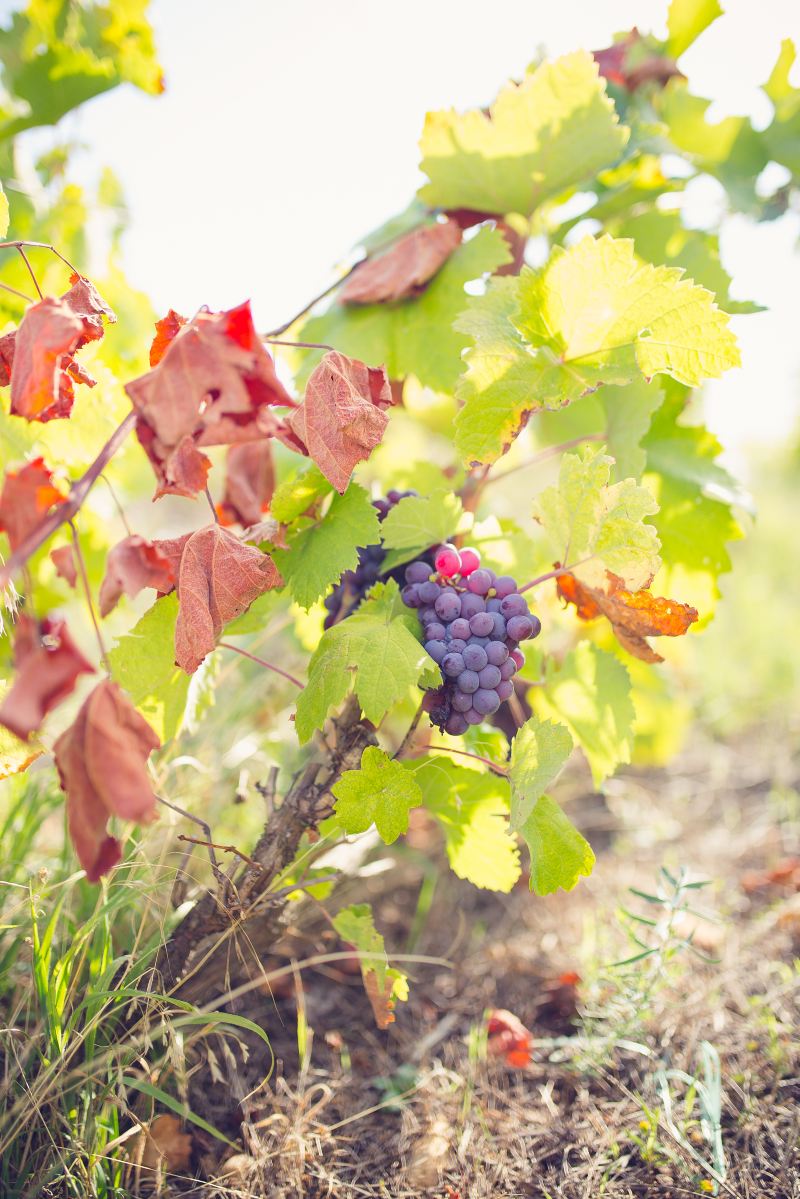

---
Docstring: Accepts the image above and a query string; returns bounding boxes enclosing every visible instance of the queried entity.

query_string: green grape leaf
[599,380,664,480]
[332,902,408,1027]
[107,594,189,743]
[296,226,510,394]
[380,491,463,554]
[534,444,661,590]
[272,484,380,609]
[508,715,574,831]
[418,51,628,215]
[454,235,740,464]
[295,580,437,742]
[269,464,332,523]
[410,757,520,892]
[539,642,635,787]
[0,183,8,238]
[666,0,722,59]
[519,794,595,895]
[332,746,421,843]
[762,40,800,177]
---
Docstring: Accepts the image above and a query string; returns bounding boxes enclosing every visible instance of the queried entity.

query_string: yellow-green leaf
[519,794,595,895]
[332,746,421,844]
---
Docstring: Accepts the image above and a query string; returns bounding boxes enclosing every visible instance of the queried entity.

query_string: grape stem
[483,433,606,488]
[411,744,507,777]
[394,699,427,759]
[217,642,304,689]
[519,558,593,594]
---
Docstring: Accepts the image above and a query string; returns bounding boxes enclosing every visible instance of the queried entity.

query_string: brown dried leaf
[363,968,400,1030]
[0,457,65,551]
[173,524,283,673]
[54,679,160,881]
[149,308,187,366]
[128,1114,193,1175]
[557,570,699,662]
[218,440,275,526]
[98,534,177,616]
[61,273,117,347]
[340,218,462,304]
[126,301,294,499]
[0,615,95,741]
[50,545,77,588]
[287,350,392,492]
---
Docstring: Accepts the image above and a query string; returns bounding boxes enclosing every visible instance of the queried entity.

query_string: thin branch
[217,641,304,689]
[204,486,220,524]
[394,699,426,760]
[519,557,594,594]
[0,279,35,303]
[16,245,42,300]
[0,411,136,589]
[261,262,364,338]
[0,239,81,277]
[177,834,262,873]
[411,743,508,777]
[263,336,335,352]
[484,433,606,488]
[99,474,133,536]
[68,519,109,673]
[157,795,225,892]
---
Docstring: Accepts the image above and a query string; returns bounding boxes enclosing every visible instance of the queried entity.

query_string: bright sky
[20,0,800,470]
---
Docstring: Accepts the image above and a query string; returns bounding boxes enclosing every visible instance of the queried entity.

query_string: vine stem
[217,641,304,689]
[483,433,606,488]
[261,263,365,338]
[204,486,220,524]
[394,699,426,760]
[263,336,335,352]
[519,557,593,594]
[68,519,110,673]
[411,744,507,777]
[16,245,43,300]
[0,411,137,590]
[0,239,82,277]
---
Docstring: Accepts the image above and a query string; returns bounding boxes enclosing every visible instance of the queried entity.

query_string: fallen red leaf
[340,219,462,304]
[149,308,187,366]
[50,544,77,587]
[0,458,65,551]
[486,1007,533,1068]
[287,350,393,493]
[125,301,295,499]
[53,679,160,882]
[742,858,800,896]
[218,440,276,526]
[557,570,698,662]
[172,524,283,673]
[98,534,177,617]
[0,615,95,741]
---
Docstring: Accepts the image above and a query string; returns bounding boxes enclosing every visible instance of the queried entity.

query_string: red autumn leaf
[53,679,160,882]
[172,524,283,674]
[557,570,699,663]
[98,534,177,617]
[0,458,65,551]
[0,615,95,741]
[287,350,393,493]
[340,218,462,304]
[0,331,15,385]
[593,30,682,93]
[486,1008,533,1068]
[742,858,800,896]
[149,308,187,366]
[218,440,276,526]
[239,517,288,549]
[61,273,117,346]
[125,301,295,499]
[50,544,77,588]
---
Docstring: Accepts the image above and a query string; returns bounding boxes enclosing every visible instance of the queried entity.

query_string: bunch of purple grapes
[401,543,541,736]
[324,489,421,628]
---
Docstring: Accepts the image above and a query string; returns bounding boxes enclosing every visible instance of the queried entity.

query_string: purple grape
[445,712,468,736]
[466,569,493,595]
[419,580,441,605]
[450,617,471,641]
[510,648,525,670]
[507,615,534,641]
[448,638,467,654]
[465,708,483,725]
[458,669,480,694]
[435,591,461,621]
[473,687,501,715]
[486,597,502,613]
[419,607,437,625]
[405,560,430,585]
[500,593,528,618]
[425,639,447,663]
[491,613,506,639]
[462,644,488,671]
[499,659,517,680]
[478,664,501,689]
[442,652,465,677]
[494,576,517,598]
[451,690,473,712]
[529,614,542,639]
[469,612,494,637]
[460,593,486,619]
[496,680,514,701]
[426,621,446,641]
[486,640,509,666]
[401,585,420,608]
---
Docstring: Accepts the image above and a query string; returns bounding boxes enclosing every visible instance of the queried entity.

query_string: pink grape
[435,543,462,577]
[510,648,525,670]
[458,547,481,576]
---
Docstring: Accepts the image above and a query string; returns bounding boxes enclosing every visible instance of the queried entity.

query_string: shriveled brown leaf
[50,544,77,587]
[340,218,462,304]
[0,331,15,385]
[149,308,187,366]
[218,440,275,526]
[287,350,392,492]
[128,1113,193,1175]
[126,301,295,499]
[557,570,698,662]
[61,273,117,346]
[173,524,283,673]
[0,457,65,551]
[363,968,400,1030]
[594,29,682,93]
[0,615,95,741]
[54,679,160,881]
[239,517,287,548]
[98,534,177,616]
